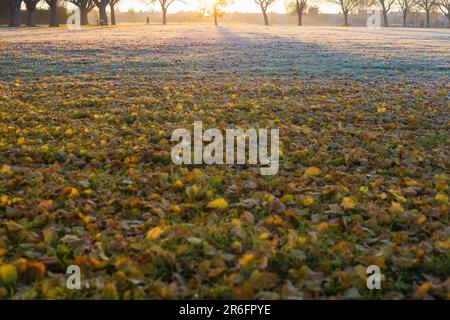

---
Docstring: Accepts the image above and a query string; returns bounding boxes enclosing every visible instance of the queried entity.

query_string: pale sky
[117,1,341,15]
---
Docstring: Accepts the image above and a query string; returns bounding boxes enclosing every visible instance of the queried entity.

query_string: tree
[94,0,109,24]
[46,0,60,26]
[417,0,437,27]
[378,0,395,26]
[199,0,232,26]
[355,0,376,16]
[67,0,95,25]
[396,0,416,27]
[328,0,359,26]
[287,0,308,26]
[149,0,181,25]
[0,0,8,22]
[212,0,231,26]
[9,0,22,27]
[308,4,320,15]
[437,0,450,27]
[109,0,120,25]
[255,0,275,25]
[24,0,40,26]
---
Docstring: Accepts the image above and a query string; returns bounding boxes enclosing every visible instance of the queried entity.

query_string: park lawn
[0,25,449,299]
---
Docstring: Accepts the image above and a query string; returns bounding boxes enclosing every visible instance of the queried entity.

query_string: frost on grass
[0,25,449,81]
[0,25,449,300]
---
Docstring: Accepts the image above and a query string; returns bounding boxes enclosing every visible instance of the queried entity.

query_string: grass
[0,25,448,300]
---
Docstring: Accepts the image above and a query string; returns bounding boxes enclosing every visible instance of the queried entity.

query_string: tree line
[2,0,449,28]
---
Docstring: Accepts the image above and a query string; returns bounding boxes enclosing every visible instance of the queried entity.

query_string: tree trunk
[426,10,430,28]
[80,7,89,25]
[49,0,59,27]
[110,3,116,25]
[26,6,36,26]
[382,9,389,27]
[297,10,302,26]
[261,7,269,26]
[98,4,108,25]
[9,0,22,27]
[448,14,450,28]
[162,7,167,25]
[343,10,348,26]
[402,11,407,27]
[214,12,218,26]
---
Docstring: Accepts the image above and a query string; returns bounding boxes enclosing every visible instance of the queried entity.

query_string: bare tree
[24,0,40,26]
[94,0,109,24]
[149,0,181,25]
[396,0,416,26]
[255,0,275,25]
[67,0,95,25]
[437,0,450,26]
[293,0,308,26]
[378,0,395,26]
[355,0,377,16]
[9,0,22,27]
[417,0,437,27]
[109,0,120,25]
[329,0,359,26]
[46,0,59,26]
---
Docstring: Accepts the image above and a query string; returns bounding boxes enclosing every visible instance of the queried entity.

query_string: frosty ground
[0,24,449,81]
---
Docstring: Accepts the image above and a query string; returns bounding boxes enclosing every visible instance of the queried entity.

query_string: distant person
[146,17,150,25]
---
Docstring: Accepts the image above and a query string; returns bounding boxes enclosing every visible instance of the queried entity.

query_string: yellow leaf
[173,179,183,188]
[435,193,448,203]
[435,181,448,191]
[259,233,269,240]
[417,214,427,224]
[0,194,9,206]
[68,187,80,199]
[0,264,18,286]
[304,166,321,177]
[65,128,74,136]
[207,198,228,210]
[17,137,25,145]
[404,177,418,187]
[390,202,404,214]
[436,240,450,250]
[0,165,12,175]
[170,204,181,213]
[239,253,255,267]
[341,197,357,210]
[185,185,199,198]
[83,189,93,196]
[317,222,329,232]
[302,196,315,207]
[281,194,294,203]
[297,236,307,245]
[124,156,138,165]
[146,226,164,240]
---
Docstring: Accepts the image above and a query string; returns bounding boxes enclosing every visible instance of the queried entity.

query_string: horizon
[118,1,341,14]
